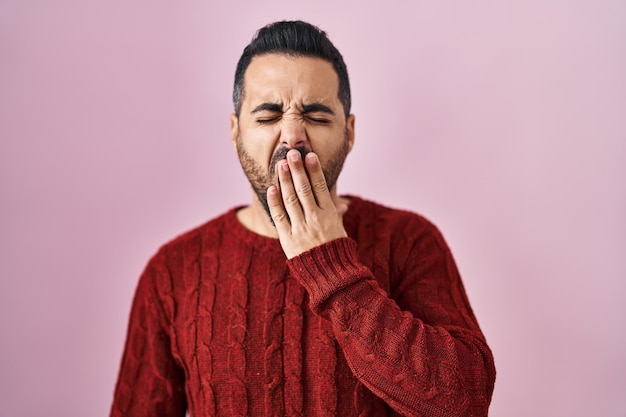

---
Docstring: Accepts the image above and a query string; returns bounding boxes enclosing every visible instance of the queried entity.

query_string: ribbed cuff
[287,238,371,312]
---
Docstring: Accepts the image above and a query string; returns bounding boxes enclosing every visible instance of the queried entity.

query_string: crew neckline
[222,195,362,252]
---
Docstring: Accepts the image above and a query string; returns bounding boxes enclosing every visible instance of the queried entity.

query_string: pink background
[1,1,625,416]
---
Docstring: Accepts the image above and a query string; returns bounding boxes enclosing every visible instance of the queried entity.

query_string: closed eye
[256,115,281,124]
[301,103,335,125]
[251,102,283,125]
[305,115,331,124]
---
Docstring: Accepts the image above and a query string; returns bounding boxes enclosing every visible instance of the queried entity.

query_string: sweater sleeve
[287,232,496,417]
[110,251,187,417]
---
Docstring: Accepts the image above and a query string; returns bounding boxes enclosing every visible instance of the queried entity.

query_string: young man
[111,20,495,417]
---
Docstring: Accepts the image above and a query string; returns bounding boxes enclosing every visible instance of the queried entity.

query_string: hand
[267,149,348,259]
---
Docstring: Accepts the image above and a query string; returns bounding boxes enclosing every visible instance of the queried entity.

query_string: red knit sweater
[110,196,495,416]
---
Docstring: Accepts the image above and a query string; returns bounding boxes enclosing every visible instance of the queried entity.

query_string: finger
[285,150,318,212]
[277,159,305,224]
[304,152,334,210]
[267,185,290,233]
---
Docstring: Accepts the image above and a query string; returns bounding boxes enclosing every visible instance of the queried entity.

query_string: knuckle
[296,183,312,196]
[284,193,300,206]
[272,211,287,223]
[312,179,328,192]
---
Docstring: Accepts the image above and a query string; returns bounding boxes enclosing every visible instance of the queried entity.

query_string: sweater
[110,195,495,416]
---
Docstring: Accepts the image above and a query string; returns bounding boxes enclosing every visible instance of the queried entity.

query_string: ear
[346,113,355,153]
[230,113,239,151]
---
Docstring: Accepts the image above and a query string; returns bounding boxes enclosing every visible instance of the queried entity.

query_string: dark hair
[233,20,351,118]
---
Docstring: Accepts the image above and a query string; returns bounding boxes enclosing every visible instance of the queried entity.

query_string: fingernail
[289,151,300,161]
[306,153,317,164]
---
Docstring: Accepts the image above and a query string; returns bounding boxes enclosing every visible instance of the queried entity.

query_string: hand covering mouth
[268,145,310,178]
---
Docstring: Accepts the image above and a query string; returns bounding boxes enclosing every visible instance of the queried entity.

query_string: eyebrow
[250,102,335,116]
[250,102,283,114]
[301,103,335,116]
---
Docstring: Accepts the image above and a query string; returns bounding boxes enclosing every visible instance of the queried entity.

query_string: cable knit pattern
[227,269,248,416]
[317,314,337,416]
[263,259,285,415]
[283,275,305,416]
[110,195,495,417]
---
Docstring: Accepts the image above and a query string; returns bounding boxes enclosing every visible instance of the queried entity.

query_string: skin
[230,54,356,258]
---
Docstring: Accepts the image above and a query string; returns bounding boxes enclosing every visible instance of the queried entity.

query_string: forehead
[243,54,340,105]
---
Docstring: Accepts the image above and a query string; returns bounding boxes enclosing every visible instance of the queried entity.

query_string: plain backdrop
[1,1,625,416]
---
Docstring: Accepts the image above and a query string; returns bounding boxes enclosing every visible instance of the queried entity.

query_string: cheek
[239,129,278,162]
[309,127,346,155]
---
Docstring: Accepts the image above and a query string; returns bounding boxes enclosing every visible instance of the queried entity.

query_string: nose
[279,113,308,149]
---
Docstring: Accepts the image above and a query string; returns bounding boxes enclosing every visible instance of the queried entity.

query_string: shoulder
[346,195,442,239]
[134,208,239,310]
[345,195,455,267]
[146,207,240,270]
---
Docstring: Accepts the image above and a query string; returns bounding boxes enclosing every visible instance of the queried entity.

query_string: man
[111,20,495,417]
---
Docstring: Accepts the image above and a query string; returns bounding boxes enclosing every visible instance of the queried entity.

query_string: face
[230,54,355,218]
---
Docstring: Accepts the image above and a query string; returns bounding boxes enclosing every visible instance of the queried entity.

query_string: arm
[267,150,495,416]
[287,236,495,417]
[110,251,187,417]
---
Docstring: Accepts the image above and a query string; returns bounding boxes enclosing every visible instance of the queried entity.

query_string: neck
[236,196,279,239]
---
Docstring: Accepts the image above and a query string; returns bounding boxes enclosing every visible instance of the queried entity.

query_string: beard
[236,135,350,222]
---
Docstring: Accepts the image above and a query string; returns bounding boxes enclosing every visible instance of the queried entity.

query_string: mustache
[269,146,310,176]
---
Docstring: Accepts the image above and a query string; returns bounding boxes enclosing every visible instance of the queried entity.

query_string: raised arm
[287,234,495,416]
[267,149,495,416]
